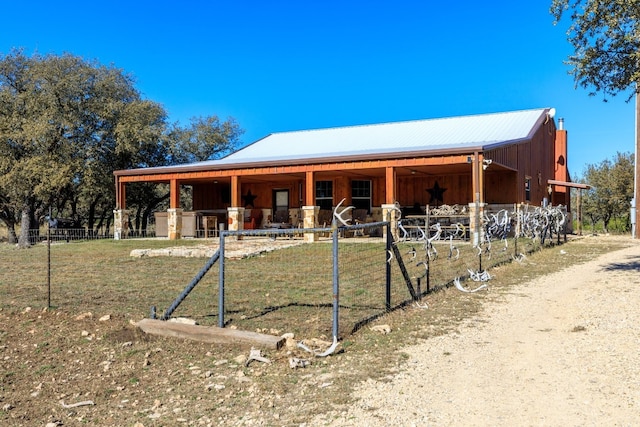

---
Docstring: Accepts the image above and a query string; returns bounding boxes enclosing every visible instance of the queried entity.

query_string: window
[351,180,371,212]
[316,181,333,210]
[525,177,531,202]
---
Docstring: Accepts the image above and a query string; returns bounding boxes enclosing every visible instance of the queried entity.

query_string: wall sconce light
[482,159,492,170]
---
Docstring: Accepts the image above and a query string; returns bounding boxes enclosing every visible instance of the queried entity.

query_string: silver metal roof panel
[211,108,549,165]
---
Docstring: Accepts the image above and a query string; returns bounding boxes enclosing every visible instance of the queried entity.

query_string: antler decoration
[333,198,354,227]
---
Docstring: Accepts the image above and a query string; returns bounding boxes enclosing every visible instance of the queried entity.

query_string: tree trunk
[134,205,143,235]
[17,208,31,248]
[0,215,18,244]
[603,213,612,234]
[7,225,17,244]
[87,196,99,231]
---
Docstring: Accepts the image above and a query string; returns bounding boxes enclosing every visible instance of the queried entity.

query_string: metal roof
[115,108,552,175]
[212,108,550,165]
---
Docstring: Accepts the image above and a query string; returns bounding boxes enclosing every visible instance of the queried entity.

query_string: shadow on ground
[600,255,640,272]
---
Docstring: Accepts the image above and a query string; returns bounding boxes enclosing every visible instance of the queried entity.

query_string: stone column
[113,209,130,240]
[227,207,245,240]
[381,204,399,242]
[468,202,486,247]
[302,205,320,243]
[167,208,183,240]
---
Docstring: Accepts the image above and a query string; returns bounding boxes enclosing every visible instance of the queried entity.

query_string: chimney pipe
[558,118,564,130]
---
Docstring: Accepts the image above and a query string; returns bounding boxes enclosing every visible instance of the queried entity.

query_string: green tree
[551,0,640,238]
[1,50,245,244]
[0,50,168,246]
[582,152,634,232]
[551,0,640,99]
[168,115,244,164]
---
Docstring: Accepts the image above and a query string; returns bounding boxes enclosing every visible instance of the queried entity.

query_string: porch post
[382,204,399,242]
[115,177,126,210]
[302,205,319,242]
[227,207,245,240]
[383,166,398,240]
[302,171,318,242]
[305,171,315,205]
[113,209,129,240]
[169,179,180,209]
[468,202,485,246]
[165,178,183,240]
[471,152,485,246]
[226,175,244,239]
[167,208,183,240]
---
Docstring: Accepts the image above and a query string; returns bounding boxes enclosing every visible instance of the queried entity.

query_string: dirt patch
[129,237,306,259]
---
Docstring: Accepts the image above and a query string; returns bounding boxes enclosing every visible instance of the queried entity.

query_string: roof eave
[114,145,491,177]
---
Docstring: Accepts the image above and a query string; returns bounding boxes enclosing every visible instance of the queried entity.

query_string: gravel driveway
[311,237,640,426]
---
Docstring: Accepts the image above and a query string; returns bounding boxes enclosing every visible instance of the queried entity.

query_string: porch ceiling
[175,163,476,186]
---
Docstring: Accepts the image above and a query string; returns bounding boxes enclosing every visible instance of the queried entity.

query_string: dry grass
[0,234,634,426]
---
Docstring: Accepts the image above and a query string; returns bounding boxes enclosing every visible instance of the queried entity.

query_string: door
[272,189,289,223]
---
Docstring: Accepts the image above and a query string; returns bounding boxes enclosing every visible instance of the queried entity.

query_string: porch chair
[243,209,263,229]
[352,209,369,236]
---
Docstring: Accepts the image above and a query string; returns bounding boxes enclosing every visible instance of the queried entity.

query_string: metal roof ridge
[267,107,550,136]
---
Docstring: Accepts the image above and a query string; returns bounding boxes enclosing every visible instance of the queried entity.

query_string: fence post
[47,217,51,309]
[426,250,430,294]
[332,222,340,339]
[385,224,391,310]
[218,232,226,328]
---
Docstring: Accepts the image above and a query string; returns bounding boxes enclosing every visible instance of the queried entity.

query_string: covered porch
[114,151,523,244]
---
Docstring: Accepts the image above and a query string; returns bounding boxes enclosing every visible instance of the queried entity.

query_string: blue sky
[1,1,635,177]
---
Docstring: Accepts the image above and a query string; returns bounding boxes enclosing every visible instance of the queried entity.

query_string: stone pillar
[302,205,320,243]
[227,207,245,240]
[468,202,486,247]
[167,208,183,240]
[381,204,399,242]
[113,209,130,240]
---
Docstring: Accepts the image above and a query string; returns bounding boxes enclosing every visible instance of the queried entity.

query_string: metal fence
[0,227,157,245]
[153,222,405,342]
[0,204,568,346]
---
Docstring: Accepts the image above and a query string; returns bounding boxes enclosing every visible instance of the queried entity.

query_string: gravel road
[311,237,640,426]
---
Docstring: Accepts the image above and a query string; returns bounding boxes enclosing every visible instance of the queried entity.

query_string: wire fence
[179,223,399,341]
[0,227,157,245]
[0,204,569,344]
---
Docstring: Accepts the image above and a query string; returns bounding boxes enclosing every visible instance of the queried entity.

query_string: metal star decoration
[242,190,257,207]
[426,181,447,206]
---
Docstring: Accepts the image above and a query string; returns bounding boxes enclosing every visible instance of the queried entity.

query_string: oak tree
[551,0,640,237]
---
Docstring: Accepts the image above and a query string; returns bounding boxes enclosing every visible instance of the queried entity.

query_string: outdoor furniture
[243,209,263,229]
[203,215,218,238]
